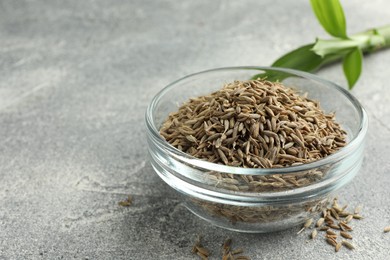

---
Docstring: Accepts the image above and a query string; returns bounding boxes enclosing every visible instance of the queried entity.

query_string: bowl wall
[146,67,367,232]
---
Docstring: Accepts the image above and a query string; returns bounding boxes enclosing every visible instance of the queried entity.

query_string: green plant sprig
[252,0,390,89]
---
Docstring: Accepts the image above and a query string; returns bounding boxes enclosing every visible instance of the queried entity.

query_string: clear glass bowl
[145,67,368,233]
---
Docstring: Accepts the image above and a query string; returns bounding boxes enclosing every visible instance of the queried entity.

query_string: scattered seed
[223,238,232,250]
[220,238,250,260]
[338,211,350,217]
[326,234,337,240]
[329,224,341,230]
[232,248,244,255]
[341,204,348,212]
[325,214,335,223]
[319,226,330,231]
[384,226,390,233]
[326,237,337,247]
[298,218,313,234]
[342,240,355,250]
[118,195,133,207]
[335,242,342,252]
[301,198,363,253]
[304,218,314,228]
[235,256,251,260]
[316,218,324,227]
[322,209,328,218]
[330,208,340,220]
[311,229,318,239]
[196,251,208,260]
[340,231,352,239]
[339,222,353,231]
[196,246,210,257]
[353,214,364,220]
[345,215,353,223]
[333,204,343,213]
[192,235,202,254]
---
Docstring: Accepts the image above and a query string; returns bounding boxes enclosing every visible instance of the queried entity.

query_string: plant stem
[353,25,390,51]
[371,25,390,47]
[309,25,390,72]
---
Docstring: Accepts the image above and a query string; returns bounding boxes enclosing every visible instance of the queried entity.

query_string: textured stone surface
[1,0,390,259]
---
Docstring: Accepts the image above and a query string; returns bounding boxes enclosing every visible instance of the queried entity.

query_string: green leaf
[252,44,326,81]
[343,47,362,89]
[271,44,324,71]
[310,0,348,39]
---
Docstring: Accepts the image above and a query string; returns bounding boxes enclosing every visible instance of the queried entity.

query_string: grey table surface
[1,0,390,259]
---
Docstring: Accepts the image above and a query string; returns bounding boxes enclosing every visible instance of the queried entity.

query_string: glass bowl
[145,67,368,233]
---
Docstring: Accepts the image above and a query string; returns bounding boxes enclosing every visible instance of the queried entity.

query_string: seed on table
[353,214,364,220]
[329,223,341,230]
[304,218,313,228]
[192,235,201,254]
[338,211,351,217]
[232,248,243,255]
[311,229,318,239]
[340,231,352,239]
[297,218,313,234]
[319,226,329,231]
[326,237,337,247]
[118,195,133,207]
[316,218,324,227]
[326,234,337,240]
[335,242,342,252]
[342,240,355,250]
[333,204,343,213]
[196,251,208,260]
[339,222,353,231]
[235,256,251,260]
[330,208,340,220]
[322,209,328,218]
[196,246,210,257]
[345,215,353,223]
[325,215,335,224]
[384,226,390,233]
[223,238,232,250]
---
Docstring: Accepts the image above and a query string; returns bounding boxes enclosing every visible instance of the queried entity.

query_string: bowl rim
[145,66,368,176]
